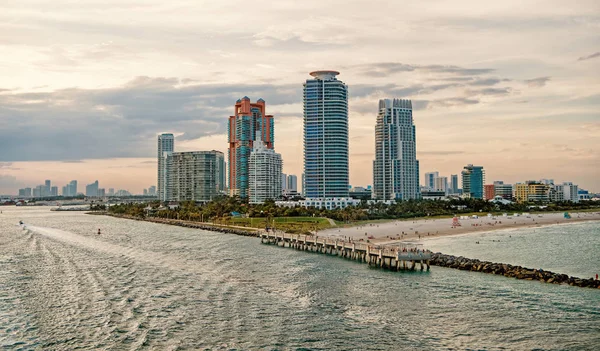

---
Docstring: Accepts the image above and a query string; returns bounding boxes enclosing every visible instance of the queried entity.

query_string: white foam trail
[26,226,198,274]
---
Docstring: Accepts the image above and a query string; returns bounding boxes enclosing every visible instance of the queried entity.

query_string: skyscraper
[303,70,349,199]
[228,97,274,198]
[249,134,282,204]
[424,172,439,190]
[157,133,174,201]
[165,151,225,202]
[373,99,420,200]
[450,174,459,194]
[86,180,99,197]
[461,164,485,199]
[287,175,298,193]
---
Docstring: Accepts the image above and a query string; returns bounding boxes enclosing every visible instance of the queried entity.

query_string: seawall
[430,253,600,289]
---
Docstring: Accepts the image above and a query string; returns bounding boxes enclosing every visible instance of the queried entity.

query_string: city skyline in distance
[1,0,599,194]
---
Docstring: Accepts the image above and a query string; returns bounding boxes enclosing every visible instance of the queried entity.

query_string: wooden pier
[260,233,431,271]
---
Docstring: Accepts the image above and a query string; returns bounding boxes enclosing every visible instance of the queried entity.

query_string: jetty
[260,232,431,271]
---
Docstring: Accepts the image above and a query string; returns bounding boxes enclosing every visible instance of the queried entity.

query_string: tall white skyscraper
[157,133,174,201]
[373,99,420,200]
[249,134,282,204]
[303,70,349,199]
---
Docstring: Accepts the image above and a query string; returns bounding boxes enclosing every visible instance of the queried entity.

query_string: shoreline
[318,211,600,245]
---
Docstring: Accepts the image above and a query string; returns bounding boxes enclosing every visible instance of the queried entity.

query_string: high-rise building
[50,186,58,196]
[143,189,148,196]
[434,176,448,194]
[287,175,298,193]
[24,187,32,197]
[484,184,495,200]
[281,173,288,193]
[157,133,175,201]
[166,151,225,202]
[148,186,156,196]
[514,181,549,202]
[18,189,26,197]
[461,164,485,199]
[33,186,42,197]
[64,180,78,196]
[373,99,420,200]
[61,185,68,196]
[493,181,513,200]
[44,180,51,197]
[425,172,439,190]
[98,188,106,197]
[86,180,99,197]
[562,182,579,203]
[108,188,115,196]
[450,174,459,194]
[249,134,282,204]
[228,97,274,198]
[303,70,349,199]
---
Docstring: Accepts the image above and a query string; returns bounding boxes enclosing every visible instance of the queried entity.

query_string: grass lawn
[227,216,331,234]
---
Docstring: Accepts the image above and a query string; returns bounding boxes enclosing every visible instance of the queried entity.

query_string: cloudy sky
[1,0,599,194]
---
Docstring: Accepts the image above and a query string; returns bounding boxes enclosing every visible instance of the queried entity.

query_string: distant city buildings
[248,134,282,204]
[303,71,349,201]
[228,97,273,198]
[157,133,175,201]
[461,164,485,199]
[286,175,298,195]
[86,180,99,197]
[450,174,459,194]
[424,172,439,191]
[373,99,420,200]
[148,186,156,196]
[493,181,513,200]
[166,151,225,202]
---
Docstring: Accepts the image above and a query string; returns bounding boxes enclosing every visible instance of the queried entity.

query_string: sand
[318,211,600,246]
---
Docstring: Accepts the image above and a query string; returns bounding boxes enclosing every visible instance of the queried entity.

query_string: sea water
[1,207,599,350]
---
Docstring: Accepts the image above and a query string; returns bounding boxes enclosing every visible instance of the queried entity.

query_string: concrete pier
[260,233,431,271]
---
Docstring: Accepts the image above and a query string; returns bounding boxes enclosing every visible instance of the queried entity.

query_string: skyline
[1,0,599,194]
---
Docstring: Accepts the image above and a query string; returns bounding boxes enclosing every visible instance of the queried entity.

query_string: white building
[434,176,448,194]
[166,151,225,202]
[301,197,360,210]
[249,134,282,204]
[562,182,579,203]
[157,133,174,201]
[373,99,420,200]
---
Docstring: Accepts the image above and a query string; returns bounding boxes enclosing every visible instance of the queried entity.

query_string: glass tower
[228,97,274,198]
[303,71,349,199]
[461,164,485,199]
[157,133,174,201]
[373,99,420,200]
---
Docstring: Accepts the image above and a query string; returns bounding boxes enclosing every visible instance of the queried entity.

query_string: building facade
[373,99,420,200]
[157,133,174,201]
[493,181,513,200]
[287,175,298,193]
[425,172,439,191]
[248,135,282,204]
[228,97,274,198]
[562,182,579,203]
[166,151,225,202]
[303,71,349,199]
[86,180,99,197]
[461,164,485,199]
[450,174,459,194]
[484,184,495,200]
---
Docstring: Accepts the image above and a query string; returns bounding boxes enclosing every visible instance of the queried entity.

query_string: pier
[260,232,431,271]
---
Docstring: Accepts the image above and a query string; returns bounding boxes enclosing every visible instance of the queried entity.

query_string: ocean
[1,207,599,350]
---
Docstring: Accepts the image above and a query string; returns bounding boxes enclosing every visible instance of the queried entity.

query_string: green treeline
[106,196,599,224]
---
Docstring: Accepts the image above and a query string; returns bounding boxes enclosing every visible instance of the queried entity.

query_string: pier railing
[260,232,431,271]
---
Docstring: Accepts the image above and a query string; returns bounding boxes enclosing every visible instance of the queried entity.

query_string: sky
[0,0,599,195]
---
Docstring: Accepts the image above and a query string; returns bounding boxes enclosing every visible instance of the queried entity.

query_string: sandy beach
[319,211,600,245]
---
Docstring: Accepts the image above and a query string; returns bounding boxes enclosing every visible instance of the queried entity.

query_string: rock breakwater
[430,253,600,289]
[101,214,259,237]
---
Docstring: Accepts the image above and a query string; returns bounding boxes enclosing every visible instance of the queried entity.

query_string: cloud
[577,52,600,61]
[525,77,551,87]
[419,151,465,155]
[0,76,301,162]
[354,62,494,77]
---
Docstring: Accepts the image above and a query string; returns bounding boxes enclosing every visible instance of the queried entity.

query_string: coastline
[318,211,600,244]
